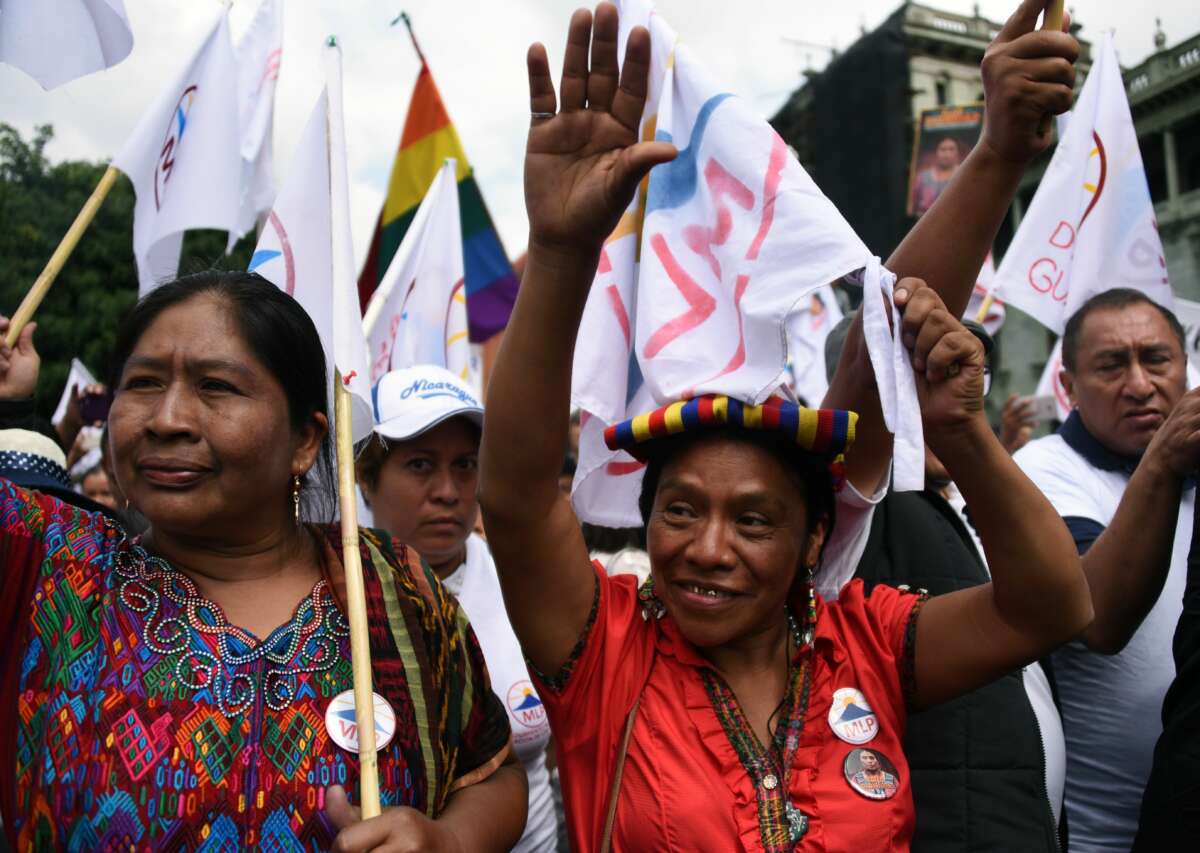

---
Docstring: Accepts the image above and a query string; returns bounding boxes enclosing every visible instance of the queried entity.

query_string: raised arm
[478,3,675,676]
[826,0,1078,492]
[893,282,1092,708]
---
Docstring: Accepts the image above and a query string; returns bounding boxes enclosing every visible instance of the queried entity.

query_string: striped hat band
[604,395,857,462]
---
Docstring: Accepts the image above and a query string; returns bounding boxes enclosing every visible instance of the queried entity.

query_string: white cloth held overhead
[112,8,241,295]
[229,0,282,248]
[570,0,920,523]
[0,0,133,90]
[993,32,1172,334]
[247,42,372,443]
[860,257,924,492]
[363,159,475,389]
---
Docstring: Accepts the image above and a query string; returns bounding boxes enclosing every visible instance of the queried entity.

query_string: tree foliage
[0,123,256,419]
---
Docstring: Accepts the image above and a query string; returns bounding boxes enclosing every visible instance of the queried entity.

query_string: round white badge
[325,690,397,753]
[828,687,879,744]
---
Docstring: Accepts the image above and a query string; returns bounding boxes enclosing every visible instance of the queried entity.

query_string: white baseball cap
[371,365,483,442]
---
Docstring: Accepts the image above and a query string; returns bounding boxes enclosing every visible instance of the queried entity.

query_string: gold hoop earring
[292,475,302,524]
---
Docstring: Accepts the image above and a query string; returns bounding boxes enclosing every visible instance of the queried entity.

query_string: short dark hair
[110,270,336,521]
[1062,289,1186,372]
[637,428,838,581]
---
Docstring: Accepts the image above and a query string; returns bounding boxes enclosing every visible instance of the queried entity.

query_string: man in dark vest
[825,317,1065,852]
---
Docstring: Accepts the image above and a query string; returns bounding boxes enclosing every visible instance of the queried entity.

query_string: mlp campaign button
[325,690,397,753]
[828,687,878,744]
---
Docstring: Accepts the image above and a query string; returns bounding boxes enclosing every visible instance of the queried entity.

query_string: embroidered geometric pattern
[1,480,510,851]
[701,646,813,852]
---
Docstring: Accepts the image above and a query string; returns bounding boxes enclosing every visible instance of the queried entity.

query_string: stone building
[771,2,1199,407]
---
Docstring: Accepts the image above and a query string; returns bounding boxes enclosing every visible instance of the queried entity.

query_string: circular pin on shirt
[843,747,901,801]
[828,687,878,744]
[325,690,396,753]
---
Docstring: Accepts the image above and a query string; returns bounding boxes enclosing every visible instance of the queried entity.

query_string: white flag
[570,0,920,525]
[0,0,133,90]
[1034,338,1073,422]
[363,159,474,387]
[785,283,844,408]
[965,253,1005,336]
[228,0,282,248]
[112,8,240,295]
[51,358,99,428]
[993,32,1171,334]
[247,43,372,442]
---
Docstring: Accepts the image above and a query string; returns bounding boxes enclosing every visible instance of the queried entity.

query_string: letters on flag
[570,0,921,525]
[0,0,133,90]
[229,0,282,247]
[248,42,372,442]
[363,159,473,387]
[992,32,1171,334]
[112,8,241,295]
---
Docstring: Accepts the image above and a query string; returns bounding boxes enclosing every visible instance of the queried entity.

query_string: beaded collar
[113,532,349,718]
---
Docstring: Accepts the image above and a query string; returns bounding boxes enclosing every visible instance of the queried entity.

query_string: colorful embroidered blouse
[0,479,511,851]
[536,565,925,853]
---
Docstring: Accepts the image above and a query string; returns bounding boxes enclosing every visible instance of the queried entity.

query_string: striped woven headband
[603,395,857,462]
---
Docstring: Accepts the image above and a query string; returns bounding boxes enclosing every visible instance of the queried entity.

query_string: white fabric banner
[247,43,372,442]
[570,0,920,524]
[784,283,843,408]
[228,0,282,248]
[51,358,99,427]
[112,8,240,295]
[1034,338,1072,422]
[993,32,1172,334]
[0,0,133,90]
[363,159,474,388]
[966,253,1006,336]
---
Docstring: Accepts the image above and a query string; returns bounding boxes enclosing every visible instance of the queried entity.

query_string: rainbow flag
[358,64,517,342]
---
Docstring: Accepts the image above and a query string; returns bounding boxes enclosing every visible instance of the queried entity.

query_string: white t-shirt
[443,535,556,852]
[1015,431,1192,853]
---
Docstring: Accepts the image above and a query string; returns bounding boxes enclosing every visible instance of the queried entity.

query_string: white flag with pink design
[0,0,133,90]
[363,159,473,387]
[570,0,921,525]
[992,32,1172,334]
[112,7,240,295]
[966,253,1006,336]
[248,43,372,442]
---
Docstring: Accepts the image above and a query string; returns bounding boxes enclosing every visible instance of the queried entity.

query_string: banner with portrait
[907,104,984,216]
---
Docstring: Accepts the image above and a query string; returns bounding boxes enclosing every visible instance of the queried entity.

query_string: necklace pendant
[785,802,809,842]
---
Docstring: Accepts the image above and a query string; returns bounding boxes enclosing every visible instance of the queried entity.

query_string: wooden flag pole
[6,165,119,347]
[978,1,1066,324]
[334,374,382,819]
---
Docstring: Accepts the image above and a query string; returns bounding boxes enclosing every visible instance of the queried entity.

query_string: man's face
[1062,304,1187,457]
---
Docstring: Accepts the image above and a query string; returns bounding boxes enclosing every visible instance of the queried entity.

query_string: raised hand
[980,0,1078,164]
[524,2,676,256]
[895,279,988,433]
[0,316,39,401]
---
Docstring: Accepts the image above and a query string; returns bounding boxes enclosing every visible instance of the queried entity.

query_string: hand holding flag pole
[974,0,1066,324]
[5,166,119,347]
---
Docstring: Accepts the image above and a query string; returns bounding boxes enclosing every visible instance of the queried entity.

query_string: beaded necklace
[114,534,350,717]
[700,610,812,851]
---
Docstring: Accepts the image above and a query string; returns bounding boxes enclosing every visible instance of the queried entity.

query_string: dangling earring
[292,475,302,524]
[803,564,817,646]
[638,576,666,621]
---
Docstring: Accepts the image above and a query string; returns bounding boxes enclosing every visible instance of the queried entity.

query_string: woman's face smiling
[108,293,324,541]
[646,434,827,650]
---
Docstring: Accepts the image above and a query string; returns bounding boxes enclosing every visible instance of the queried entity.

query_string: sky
[4,0,1199,269]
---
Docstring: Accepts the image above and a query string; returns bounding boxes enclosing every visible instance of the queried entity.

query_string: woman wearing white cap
[358,364,558,852]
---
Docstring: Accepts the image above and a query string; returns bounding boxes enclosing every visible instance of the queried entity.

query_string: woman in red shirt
[480,4,1087,851]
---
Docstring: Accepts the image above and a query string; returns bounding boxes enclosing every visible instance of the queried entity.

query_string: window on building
[1176,114,1200,195]
[1141,131,1168,204]
[935,80,948,105]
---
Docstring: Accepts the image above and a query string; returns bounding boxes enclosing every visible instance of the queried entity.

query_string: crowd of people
[1,1,1197,851]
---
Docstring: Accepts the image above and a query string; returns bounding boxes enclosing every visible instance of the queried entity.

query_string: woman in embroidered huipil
[0,272,527,852]
[477,4,1090,851]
